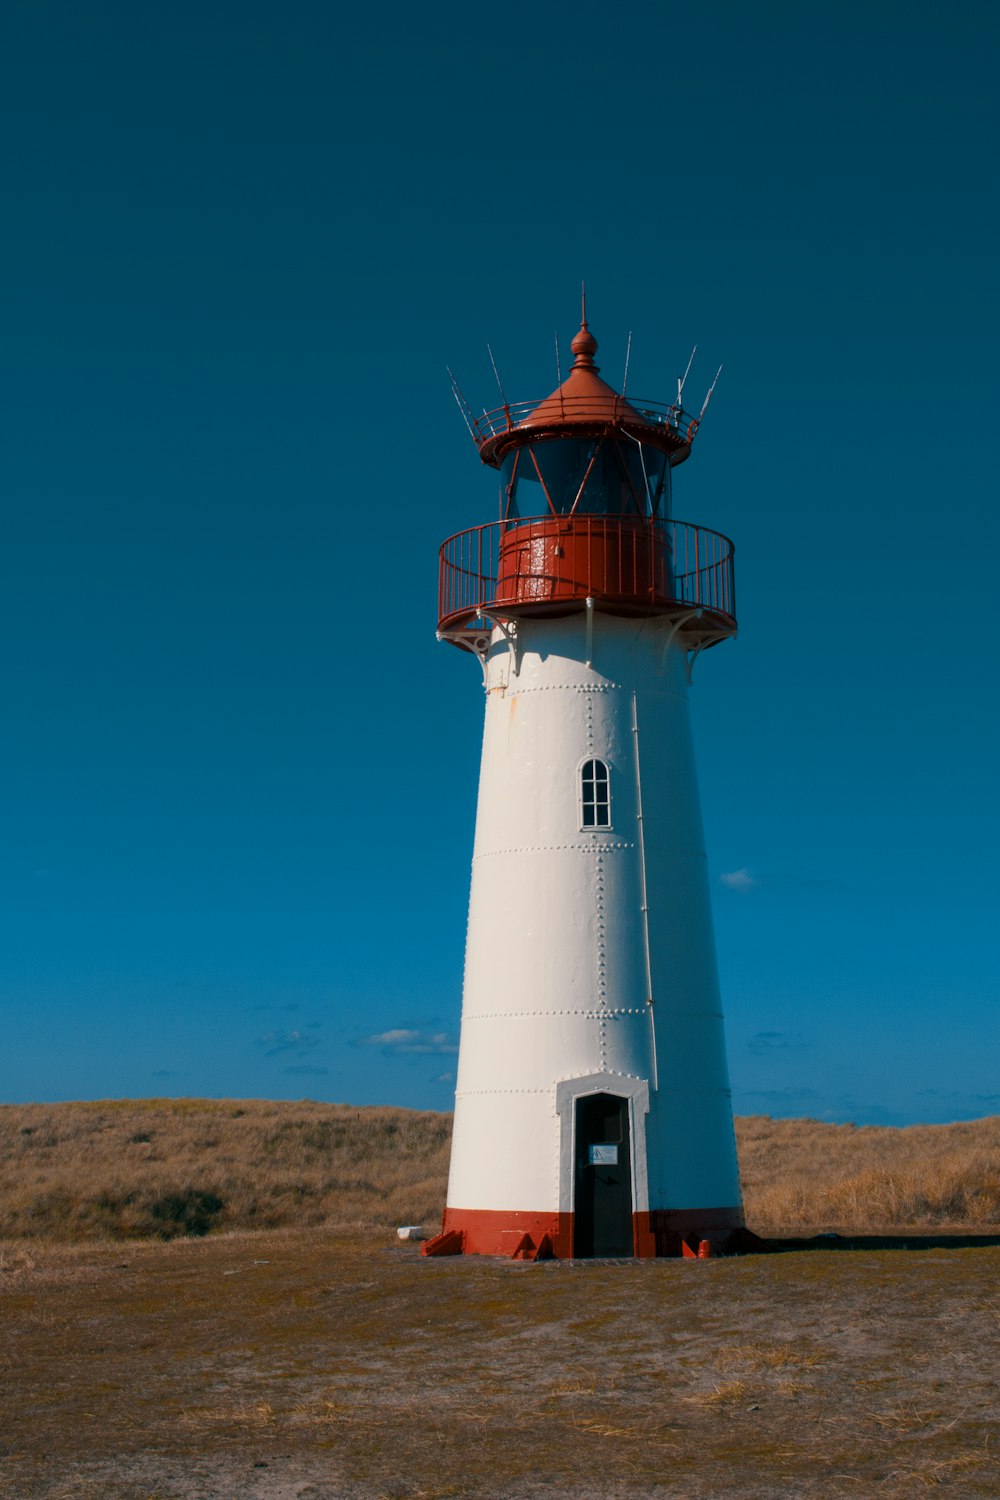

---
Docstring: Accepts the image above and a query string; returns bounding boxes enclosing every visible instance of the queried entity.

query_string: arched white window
[580,758,611,829]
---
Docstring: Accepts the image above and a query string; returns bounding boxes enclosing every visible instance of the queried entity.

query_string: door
[573,1092,633,1257]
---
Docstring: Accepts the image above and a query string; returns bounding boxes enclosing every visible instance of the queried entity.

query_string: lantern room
[439,317,735,650]
[488,321,686,525]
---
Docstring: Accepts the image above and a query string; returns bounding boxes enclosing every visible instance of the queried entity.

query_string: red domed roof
[468,308,700,468]
[517,319,647,433]
[472,317,695,468]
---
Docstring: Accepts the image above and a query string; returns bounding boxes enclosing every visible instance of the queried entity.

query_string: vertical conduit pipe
[480,525,486,615]
[631,688,659,1092]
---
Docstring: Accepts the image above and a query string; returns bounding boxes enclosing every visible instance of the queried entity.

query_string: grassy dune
[0,1099,451,1244]
[1,1098,999,1244]
[739,1112,1000,1232]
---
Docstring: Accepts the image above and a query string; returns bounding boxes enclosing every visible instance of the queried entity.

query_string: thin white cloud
[364,1028,458,1057]
[257,1028,321,1058]
[720,868,759,892]
[738,1087,820,1103]
[748,1031,810,1055]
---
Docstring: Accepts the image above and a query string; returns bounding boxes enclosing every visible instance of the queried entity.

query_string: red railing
[469,396,699,449]
[438,515,736,635]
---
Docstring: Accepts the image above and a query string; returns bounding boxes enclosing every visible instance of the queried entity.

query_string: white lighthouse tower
[425,309,749,1259]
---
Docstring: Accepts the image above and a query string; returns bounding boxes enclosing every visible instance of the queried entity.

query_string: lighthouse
[425,308,748,1260]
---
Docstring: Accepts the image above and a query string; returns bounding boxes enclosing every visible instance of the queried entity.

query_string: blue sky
[1,1,997,1124]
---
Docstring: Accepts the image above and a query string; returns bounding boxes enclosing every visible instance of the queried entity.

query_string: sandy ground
[2,1228,999,1498]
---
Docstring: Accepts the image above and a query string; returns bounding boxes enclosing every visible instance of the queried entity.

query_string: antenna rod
[447,366,478,443]
[487,343,510,411]
[554,331,562,385]
[678,345,697,405]
[697,364,723,423]
[581,279,587,326]
[622,331,632,397]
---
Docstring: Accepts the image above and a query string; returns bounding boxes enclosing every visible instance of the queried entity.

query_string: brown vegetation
[1,1098,999,1244]
[4,1103,1000,1497]
[739,1112,1000,1232]
[0,1099,450,1243]
[2,1228,999,1498]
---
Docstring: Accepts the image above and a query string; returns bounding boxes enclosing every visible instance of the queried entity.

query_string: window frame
[578,756,612,831]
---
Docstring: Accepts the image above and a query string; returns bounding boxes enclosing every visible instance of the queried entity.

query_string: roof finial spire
[571,283,598,370]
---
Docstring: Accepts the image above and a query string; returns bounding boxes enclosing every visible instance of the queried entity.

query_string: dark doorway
[573,1092,633,1257]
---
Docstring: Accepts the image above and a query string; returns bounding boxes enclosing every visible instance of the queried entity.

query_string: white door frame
[555,1073,651,1220]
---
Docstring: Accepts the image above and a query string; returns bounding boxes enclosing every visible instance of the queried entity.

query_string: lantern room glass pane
[501,448,538,521]
[530,439,604,513]
[634,444,672,516]
[501,438,672,521]
[535,438,639,516]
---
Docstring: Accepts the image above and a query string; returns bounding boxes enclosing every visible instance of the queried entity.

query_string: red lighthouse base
[421,1206,767,1260]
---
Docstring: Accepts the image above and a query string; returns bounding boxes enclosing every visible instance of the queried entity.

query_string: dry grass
[739,1113,1000,1233]
[0,1099,450,1243]
[2,1099,1000,1245]
[1,1228,999,1498]
[5,1104,999,1498]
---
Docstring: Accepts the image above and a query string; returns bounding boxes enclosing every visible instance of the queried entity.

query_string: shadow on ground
[769,1231,1000,1252]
